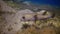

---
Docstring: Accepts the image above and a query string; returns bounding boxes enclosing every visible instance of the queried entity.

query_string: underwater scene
[0,0,60,34]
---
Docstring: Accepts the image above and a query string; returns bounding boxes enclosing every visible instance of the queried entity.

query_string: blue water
[14,0,60,7]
